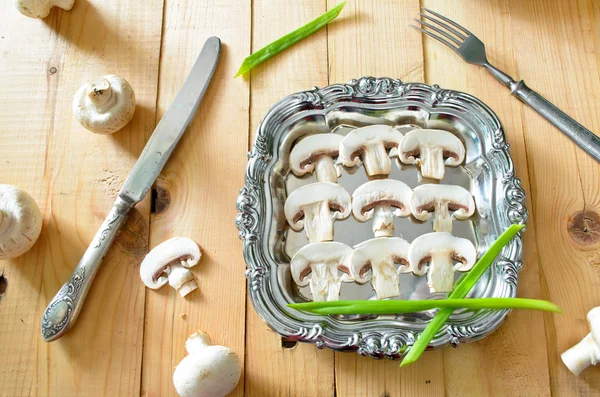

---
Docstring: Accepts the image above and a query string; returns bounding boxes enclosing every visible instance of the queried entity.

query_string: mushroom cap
[352,179,413,222]
[284,182,351,231]
[72,74,136,135]
[289,134,343,176]
[12,0,74,19]
[399,129,465,166]
[339,125,404,166]
[408,232,476,275]
[411,184,475,221]
[173,331,241,397]
[290,242,353,287]
[588,307,600,346]
[350,237,410,282]
[139,237,201,289]
[0,184,43,260]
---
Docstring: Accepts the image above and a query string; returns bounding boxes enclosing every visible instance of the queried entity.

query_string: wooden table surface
[1,0,599,396]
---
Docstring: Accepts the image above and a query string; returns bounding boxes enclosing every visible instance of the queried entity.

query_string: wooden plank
[505,0,600,395]
[421,1,553,395]
[244,1,335,396]
[0,0,162,395]
[140,1,251,396]
[326,1,445,396]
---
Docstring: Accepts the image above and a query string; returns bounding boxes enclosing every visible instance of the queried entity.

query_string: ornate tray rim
[236,77,527,359]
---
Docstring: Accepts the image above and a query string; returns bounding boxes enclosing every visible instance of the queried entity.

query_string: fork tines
[410,7,472,52]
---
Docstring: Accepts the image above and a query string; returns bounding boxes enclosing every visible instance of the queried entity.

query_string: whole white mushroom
[13,0,74,19]
[0,184,42,259]
[173,331,241,397]
[72,75,136,135]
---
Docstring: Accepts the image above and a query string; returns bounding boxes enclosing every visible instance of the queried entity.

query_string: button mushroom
[72,75,136,135]
[290,133,343,182]
[339,125,404,176]
[352,179,413,237]
[562,307,600,376]
[12,0,74,19]
[173,330,241,397]
[408,232,476,293]
[411,184,475,233]
[0,184,42,260]
[139,237,202,297]
[350,237,411,300]
[291,242,353,302]
[399,129,465,180]
[284,182,351,243]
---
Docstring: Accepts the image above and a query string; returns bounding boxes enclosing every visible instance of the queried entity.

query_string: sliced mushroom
[139,237,202,297]
[73,75,136,135]
[338,125,404,176]
[411,184,475,232]
[0,184,43,260]
[408,232,476,293]
[350,237,411,299]
[290,134,343,182]
[284,182,351,243]
[399,129,465,180]
[12,0,74,18]
[352,180,412,237]
[291,242,353,302]
[562,307,600,376]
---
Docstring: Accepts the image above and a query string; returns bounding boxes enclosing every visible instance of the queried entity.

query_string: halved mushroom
[408,232,476,293]
[140,237,202,297]
[411,184,475,232]
[352,180,412,237]
[338,125,404,176]
[399,129,465,180]
[13,0,74,19]
[350,237,411,299]
[290,134,343,182]
[562,307,600,376]
[284,182,351,243]
[291,242,353,302]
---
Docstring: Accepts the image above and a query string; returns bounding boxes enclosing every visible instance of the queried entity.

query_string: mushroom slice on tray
[352,179,412,237]
[411,184,475,232]
[338,125,404,176]
[350,237,411,300]
[291,242,353,302]
[290,134,343,182]
[408,232,476,293]
[284,182,351,243]
[399,129,465,181]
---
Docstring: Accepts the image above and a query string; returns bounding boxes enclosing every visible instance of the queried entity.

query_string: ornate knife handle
[510,80,600,162]
[41,197,132,342]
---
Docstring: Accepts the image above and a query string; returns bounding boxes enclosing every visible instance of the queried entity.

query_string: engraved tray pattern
[237,77,527,359]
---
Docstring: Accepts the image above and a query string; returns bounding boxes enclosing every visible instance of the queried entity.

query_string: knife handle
[41,197,132,342]
[510,80,600,162]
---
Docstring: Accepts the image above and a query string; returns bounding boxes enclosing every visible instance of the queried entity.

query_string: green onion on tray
[235,2,346,77]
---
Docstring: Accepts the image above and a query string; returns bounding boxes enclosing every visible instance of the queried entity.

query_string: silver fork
[412,8,600,163]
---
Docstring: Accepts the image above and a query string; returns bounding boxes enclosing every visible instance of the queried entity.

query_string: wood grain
[0,0,162,395]
[140,0,250,396]
[244,1,335,396]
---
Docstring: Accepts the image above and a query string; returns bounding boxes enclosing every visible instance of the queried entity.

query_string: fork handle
[510,80,600,162]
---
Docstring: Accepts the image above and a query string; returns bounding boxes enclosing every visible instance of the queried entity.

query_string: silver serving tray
[237,77,527,359]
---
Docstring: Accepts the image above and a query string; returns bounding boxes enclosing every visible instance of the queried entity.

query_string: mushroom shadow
[107,102,158,158]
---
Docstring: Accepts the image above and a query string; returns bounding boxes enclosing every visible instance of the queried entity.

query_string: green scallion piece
[400,223,526,367]
[234,2,346,77]
[288,297,561,315]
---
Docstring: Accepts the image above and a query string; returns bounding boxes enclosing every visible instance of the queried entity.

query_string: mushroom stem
[167,262,198,297]
[433,201,452,232]
[372,206,394,237]
[372,258,400,299]
[561,333,600,376]
[309,262,341,301]
[302,201,334,242]
[314,156,339,183]
[0,210,10,237]
[363,142,391,176]
[87,78,116,112]
[419,146,445,180]
[427,251,455,292]
[54,0,75,10]
[185,331,212,354]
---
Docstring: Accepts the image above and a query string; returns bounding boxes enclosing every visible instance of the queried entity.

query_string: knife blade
[41,36,221,342]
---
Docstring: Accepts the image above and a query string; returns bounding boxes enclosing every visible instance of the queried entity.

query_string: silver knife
[41,36,221,342]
